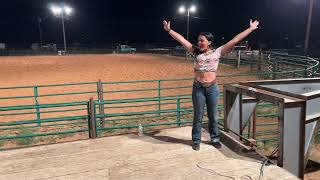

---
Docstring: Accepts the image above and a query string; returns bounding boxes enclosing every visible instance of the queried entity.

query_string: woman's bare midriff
[194,71,217,83]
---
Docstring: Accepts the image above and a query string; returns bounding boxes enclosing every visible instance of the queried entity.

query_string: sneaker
[212,141,222,149]
[192,143,200,151]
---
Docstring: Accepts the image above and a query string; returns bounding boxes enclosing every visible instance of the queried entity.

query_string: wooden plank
[89,98,97,139]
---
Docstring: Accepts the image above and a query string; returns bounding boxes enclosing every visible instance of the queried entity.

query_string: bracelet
[167,29,172,33]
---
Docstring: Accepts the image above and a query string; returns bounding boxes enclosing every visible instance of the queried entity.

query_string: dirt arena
[0,54,257,107]
[0,53,256,141]
[0,53,256,123]
[0,53,253,87]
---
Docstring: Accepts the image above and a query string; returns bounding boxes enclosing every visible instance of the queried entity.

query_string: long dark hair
[193,32,214,55]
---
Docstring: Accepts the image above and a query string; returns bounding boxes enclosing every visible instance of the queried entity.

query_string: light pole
[50,4,73,54]
[304,0,314,55]
[178,5,196,41]
[38,17,43,47]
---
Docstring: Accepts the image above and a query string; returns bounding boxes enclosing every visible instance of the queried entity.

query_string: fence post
[258,51,263,79]
[157,80,161,115]
[272,57,277,80]
[252,107,257,139]
[88,98,97,139]
[97,79,105,127]
[33,86,41,127]
[176,98,181,126]
[313,64,319,78]
[312,66,316,78]
[237,50,241,69]
[304,67,308,78]
[258,51,262,71]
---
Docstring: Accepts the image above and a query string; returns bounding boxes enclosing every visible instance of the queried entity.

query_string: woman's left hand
[249,19,259,31]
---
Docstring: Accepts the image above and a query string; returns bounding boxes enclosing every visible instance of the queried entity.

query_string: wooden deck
[0,126,298,180]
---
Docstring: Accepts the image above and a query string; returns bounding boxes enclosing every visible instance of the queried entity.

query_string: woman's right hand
[162,20,193,53]
[163,20,171,32]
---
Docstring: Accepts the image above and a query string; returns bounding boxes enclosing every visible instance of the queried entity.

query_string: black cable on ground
[258,146,278,180]
[196,146,279,180]
[196,162,237,180]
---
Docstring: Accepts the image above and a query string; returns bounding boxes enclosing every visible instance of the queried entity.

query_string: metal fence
[0,51,319,149]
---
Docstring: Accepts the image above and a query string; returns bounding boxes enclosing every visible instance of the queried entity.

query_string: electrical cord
[196,162,237,180]
[258,146,278,180]
[196,146,279,180]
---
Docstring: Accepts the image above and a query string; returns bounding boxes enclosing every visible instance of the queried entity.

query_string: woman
[163,19,259,150]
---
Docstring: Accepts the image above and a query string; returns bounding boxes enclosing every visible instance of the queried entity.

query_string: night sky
[0,0,319,49]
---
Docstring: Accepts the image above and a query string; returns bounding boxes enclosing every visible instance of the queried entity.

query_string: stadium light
[50,4,73,54]
[179,6,186,14]
[51,6,63,15]
[178,5,196,41]
[64,6,73,15]
[189,5,196,13]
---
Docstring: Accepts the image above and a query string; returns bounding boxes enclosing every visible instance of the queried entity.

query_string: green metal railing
[0,101,89,140]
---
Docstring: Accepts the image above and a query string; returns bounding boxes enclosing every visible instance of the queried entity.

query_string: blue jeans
[192,81,220,144]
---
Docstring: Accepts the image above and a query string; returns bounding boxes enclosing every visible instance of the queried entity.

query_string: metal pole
[304,0,314,56]
[157,80,161,115]
[34,86,41,127]
[252,108,257,139]
[237,50,241,68]
[97,79,105,127]
[61,11,67,54]
[187,9,190,41]
[176,98,181,126]
[185,9,190,60]
[38,17,43,47]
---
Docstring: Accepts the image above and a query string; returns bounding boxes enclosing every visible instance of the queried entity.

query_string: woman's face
[197,35,211,51]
